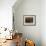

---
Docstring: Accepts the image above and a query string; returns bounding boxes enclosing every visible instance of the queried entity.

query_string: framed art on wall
[23,15,36,26]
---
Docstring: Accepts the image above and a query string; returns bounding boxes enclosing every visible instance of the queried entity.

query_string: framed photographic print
[23,15,36,26]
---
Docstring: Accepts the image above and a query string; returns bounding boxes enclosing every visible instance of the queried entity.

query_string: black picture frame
[23,15,36,26]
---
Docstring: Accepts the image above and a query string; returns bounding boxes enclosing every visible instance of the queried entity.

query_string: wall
[13,0,41,46]
[0,0,16,30]
[41,0,46,46]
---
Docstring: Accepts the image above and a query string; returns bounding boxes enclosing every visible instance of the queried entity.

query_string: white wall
[13,0,46,46]
[0,0,16,29]
[13,0,41,46]
[41,0,46,46]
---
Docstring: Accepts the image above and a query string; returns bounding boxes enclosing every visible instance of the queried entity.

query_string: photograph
[23,15,36,26]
